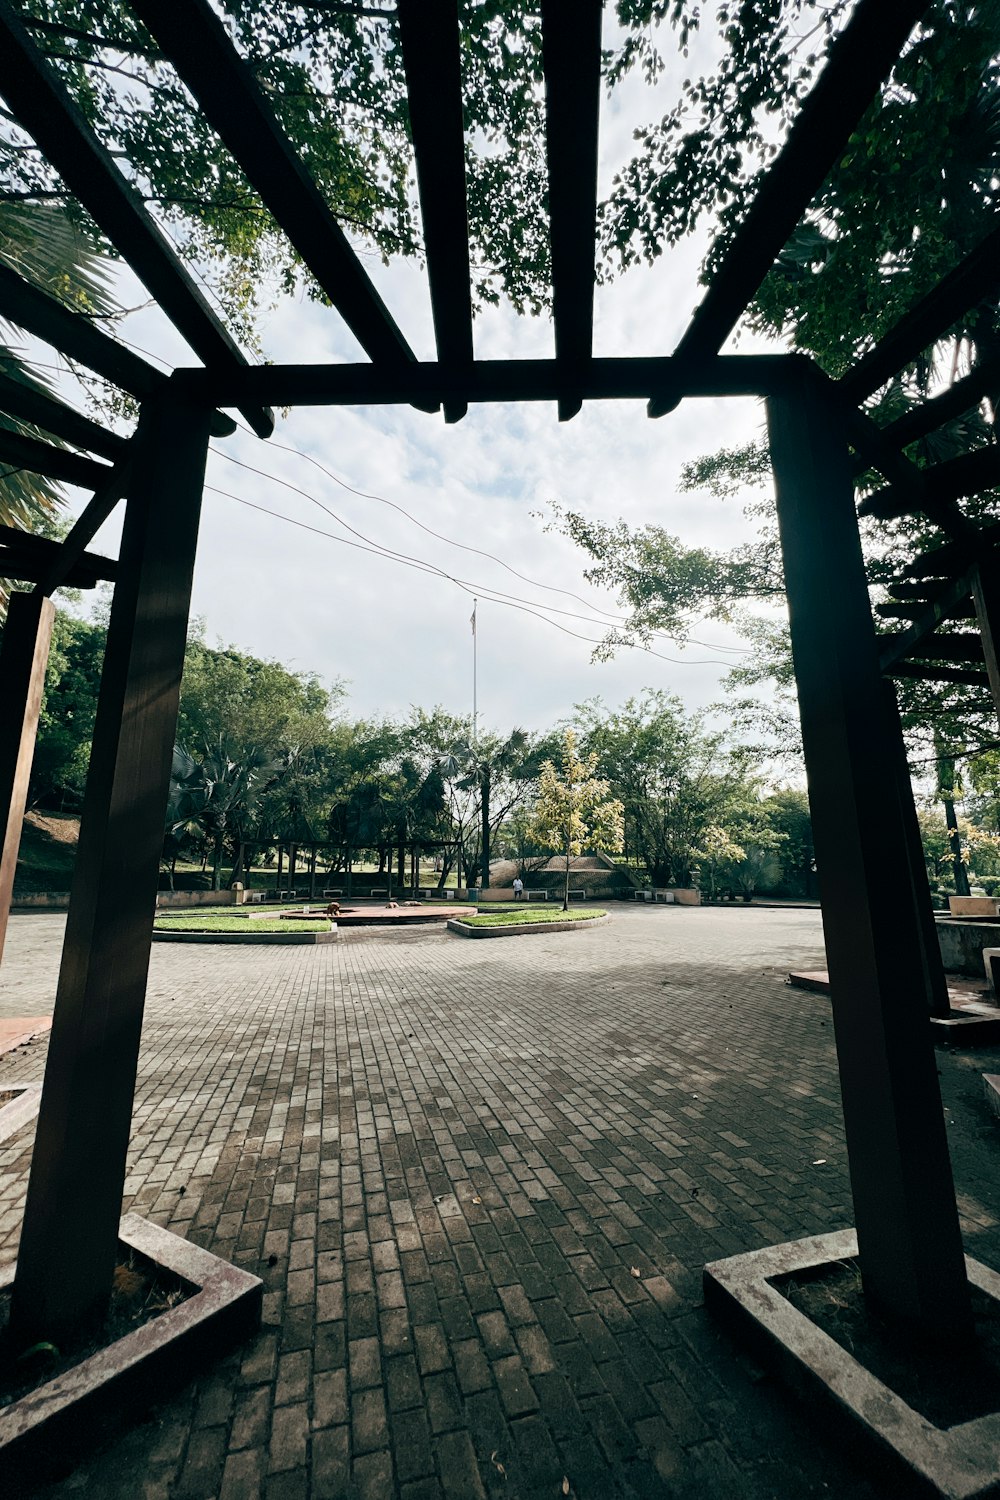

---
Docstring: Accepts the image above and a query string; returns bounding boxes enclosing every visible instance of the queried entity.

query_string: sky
[45,15,784,738]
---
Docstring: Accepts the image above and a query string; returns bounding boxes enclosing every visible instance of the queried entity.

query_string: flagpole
[471,597,478,746]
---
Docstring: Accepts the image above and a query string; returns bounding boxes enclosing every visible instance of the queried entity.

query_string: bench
[567,890,588,902]
[526,890,548,902]
[322,888,344,898]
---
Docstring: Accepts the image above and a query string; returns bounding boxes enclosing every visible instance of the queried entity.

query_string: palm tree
[0,188,121,607]
[441,729,534,889]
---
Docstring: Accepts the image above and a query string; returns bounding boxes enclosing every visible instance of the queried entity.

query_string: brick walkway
[2,906,1000,1499]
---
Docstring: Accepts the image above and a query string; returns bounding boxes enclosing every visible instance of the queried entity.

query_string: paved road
[2,906,999,1499]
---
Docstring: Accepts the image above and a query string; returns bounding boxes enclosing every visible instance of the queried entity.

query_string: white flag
[470,603,477,636]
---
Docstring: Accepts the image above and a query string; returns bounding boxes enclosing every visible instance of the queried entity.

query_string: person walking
[512,876,524,900]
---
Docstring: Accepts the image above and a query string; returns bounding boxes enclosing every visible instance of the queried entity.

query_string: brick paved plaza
[2,905,1000,1499]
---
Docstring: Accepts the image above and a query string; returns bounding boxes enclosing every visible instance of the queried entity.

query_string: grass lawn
[459,907,606,927]
[155,909,329,933]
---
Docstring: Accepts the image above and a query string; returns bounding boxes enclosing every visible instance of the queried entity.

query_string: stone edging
[704,1228,1000,1500]
[447,914,609,939]
[0,1214,261,1487]
[152,927,337,945]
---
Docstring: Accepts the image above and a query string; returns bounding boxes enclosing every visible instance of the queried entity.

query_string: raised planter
[0,1214,262,1487]
[705,1229,1000,1500]
[0,1083,42,1144]
[152,927,336,944]
[447,914,609,939]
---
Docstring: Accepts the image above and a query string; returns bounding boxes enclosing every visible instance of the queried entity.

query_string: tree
[438,727,551,888]
[29,607,105,806]
[760,788,815,898]
[0,195,122,605]
[552,3,1000,771]
[7,4,931,335]
[530,729,623,911]
[573,693,757,887]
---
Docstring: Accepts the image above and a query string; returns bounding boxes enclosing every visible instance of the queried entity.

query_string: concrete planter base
[153,926,336,944]
[0,1214,262,1487]
[447,914,609,939]
[0,1083,41,1145]
[705,1229,1000,1500]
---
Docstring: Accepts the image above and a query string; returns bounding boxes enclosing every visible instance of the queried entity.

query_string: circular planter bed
[447,909,608,939]
[152,907,334,944]
[153,928,337,944]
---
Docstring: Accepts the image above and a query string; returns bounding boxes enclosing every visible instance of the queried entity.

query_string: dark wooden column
[972,554,1000,725]
[882,681,950,1019]
[767,387,971,1345]
[0,592,55,966]
[10,387,211,1347]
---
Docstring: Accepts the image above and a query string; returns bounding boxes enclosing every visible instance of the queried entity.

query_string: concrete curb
[0,1214,262,1487]
[447,914,609,939]
[152,927,337,945]
[0,1083,42,1144]
[705,1228,1000,1500]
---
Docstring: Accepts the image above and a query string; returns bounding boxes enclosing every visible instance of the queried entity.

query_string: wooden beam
[0,265,235,436]
[832,386,968,539]
[898,635,985,664]
[888,661,990,688]
[860,444,1000,520]
[176,351,801,410]
[768,384,971,1343]
[33,464,129,598]
[397,0,473,424]
[972,555,1000,726]
[540,0,603,422]
[665,0,929,386]
[0,593,54,966]
[8,385,210,1347]
[0,519,119,585]
[840,224,1000,405]
[879,354,1000,452]
[0,427,112,489]
[0,371,127,462]
[883,680,950,1020]
[0,2,273,439]
[876,598,975,622]
[0,547,113,589]
[131,0,420,375]
[0,264,163,402]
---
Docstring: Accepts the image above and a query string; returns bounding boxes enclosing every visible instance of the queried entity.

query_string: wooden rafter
[540,0,603,422]
[0,0,273,438]
[397,0,473,424]
[132,0,422,382]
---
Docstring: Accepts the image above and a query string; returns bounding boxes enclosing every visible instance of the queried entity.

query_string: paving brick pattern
[2,906,1000,1498]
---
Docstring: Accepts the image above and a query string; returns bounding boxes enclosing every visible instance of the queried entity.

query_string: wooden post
[0,592,55,966]
[768,386,971,1345]
[9,387,211,1348]
[883,682,950,1019]
[972,554,1000,726]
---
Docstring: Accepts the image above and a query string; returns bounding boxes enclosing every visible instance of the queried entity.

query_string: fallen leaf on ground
[491,1450,507,1478]
[630,1266,641,1278]
[812,1159,826,1166]
[562,1479,571,1496]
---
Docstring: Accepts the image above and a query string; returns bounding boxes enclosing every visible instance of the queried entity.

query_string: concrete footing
[0,1214,262,1486]
[705,1229,1000,1500]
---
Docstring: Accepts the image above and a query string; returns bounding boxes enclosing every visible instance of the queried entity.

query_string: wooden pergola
[0,0,996,1356]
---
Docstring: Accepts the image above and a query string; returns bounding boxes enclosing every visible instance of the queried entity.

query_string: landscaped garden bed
[152,907,334,944]
[448,906,608,938]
